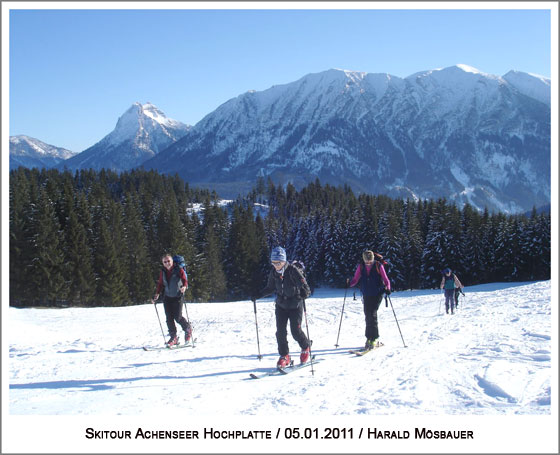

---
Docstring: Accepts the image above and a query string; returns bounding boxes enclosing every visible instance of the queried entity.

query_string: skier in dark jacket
[253,246,312,368]
[152,254,191,347]
[440,268,464,314]
[347,250,391,350]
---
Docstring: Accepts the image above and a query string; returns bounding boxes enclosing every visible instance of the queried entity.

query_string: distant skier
[440,268,464,314]
[151,253,191,347]
[252,246,312,368]
[347,250,391,350]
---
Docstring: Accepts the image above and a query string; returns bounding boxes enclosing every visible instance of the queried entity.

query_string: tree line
[9,168,550,307]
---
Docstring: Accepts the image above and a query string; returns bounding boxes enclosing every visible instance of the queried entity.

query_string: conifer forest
[9,168,551,307]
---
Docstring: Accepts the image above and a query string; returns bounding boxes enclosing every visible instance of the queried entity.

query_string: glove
[345,278,349,288]
[385,289,391,295]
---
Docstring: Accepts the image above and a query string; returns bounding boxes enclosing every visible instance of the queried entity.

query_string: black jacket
[260,264,311,310]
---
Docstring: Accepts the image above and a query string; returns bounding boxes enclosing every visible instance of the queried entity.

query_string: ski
[349,341,384,356]
[143,338,197,351]
[249,356,320,379]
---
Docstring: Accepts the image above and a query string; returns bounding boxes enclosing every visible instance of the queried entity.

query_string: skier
[440,268,464,314]
[347,250,391,350]
[152,253,192,347]
[253,246,312,368]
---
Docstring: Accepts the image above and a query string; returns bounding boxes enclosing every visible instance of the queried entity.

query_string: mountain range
[9,136,77,170]
[10,65,550,213]
[142,64,550,213]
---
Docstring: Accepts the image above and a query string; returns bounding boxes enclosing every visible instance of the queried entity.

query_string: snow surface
[3,281,557,453]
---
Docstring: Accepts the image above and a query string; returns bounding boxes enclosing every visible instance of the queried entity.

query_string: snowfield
[4,281,557,453]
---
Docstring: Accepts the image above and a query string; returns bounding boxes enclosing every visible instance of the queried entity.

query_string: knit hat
[270,246,287,262]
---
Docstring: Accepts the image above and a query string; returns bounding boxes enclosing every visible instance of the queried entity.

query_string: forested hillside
[9,168,550,307]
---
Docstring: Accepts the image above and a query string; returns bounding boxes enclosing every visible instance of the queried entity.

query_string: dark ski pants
[163,295,190,337]
[444,289,455,313]
[363,294,384,341]
[454,288,460,307]
[275,305,309,357]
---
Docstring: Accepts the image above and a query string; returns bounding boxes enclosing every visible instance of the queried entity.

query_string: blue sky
[8,6,553,153]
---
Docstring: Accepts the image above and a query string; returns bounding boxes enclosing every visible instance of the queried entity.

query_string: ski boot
[365,338,379,351]
[300,347,310,364]
[166,335,179,348]
[277,355,291,369]
[185,328,192,345]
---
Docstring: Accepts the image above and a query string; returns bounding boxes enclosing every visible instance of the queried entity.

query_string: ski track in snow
[8,281,551,416]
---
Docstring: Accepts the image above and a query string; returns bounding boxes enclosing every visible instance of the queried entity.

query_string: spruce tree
[93,200,128,306]
[123,192,153,303]
[195,199,228,301]
[9,170,31,305]
[420,201,449,288]
[401,200,423,290]
[378,209,405,290]
[65,208,95,305]
[28,188,67,305]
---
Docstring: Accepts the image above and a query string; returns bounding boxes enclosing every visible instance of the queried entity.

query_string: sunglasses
[163,260,172,264]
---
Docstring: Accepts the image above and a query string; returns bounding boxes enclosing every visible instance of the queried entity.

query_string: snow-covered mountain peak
[407,64,500,82]
[455,63,484,74]
[140,102,180,126]
[105,102,189,147]
[10,135,75,158]
[56,102,190,172]
[502,70,551,105]
[9,135,76,170]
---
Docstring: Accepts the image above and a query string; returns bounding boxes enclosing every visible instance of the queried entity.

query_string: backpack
[291,260,305,273]
[172,255,188,281]
[289,260,311,299]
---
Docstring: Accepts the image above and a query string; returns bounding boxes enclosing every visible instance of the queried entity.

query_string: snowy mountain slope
[144,65,550,212]
[58,102,190,172]
[6,280,555,452]
[8,281,550,417]
[502,70,551,106]
[6,280,554,453]
[9,135,76,170]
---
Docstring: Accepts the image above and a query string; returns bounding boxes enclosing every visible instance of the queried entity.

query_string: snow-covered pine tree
[122,192,152,304]
[401,199,424,290]
[377,208,405,290]
[28,187,68,305]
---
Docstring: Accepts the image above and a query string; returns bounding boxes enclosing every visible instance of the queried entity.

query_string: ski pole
[302,299,314,376]
[181,293,195,347]
[182,294,190,324]
[386,294,407,348]
[335,285,349,348]
[252,299,263,360]
[152,300,167,345]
